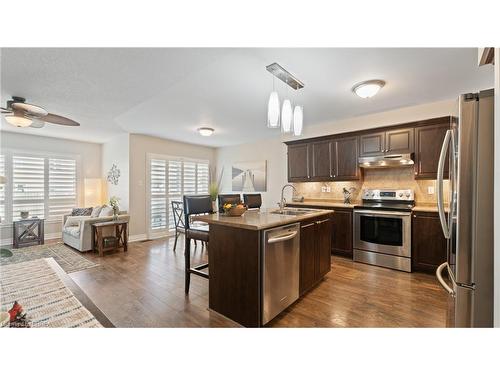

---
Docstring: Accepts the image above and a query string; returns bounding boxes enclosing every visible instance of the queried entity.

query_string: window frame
[146,152,210,238]
[0,148,82,226]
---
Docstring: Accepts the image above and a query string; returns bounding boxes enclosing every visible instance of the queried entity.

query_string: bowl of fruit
[222,202,247,217]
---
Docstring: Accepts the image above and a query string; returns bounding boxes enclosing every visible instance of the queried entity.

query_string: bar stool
[171,201,205,252]
[218,194,241,212]
[183,194,213,294]
[243,193,262,209]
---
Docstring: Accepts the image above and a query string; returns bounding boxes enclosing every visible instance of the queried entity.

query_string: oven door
[353,210,411,257]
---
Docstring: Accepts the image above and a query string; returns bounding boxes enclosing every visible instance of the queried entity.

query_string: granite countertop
[286,199,357,209]
[195,208,333,231]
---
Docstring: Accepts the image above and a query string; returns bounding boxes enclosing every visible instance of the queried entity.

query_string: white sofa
[62,213,130,252]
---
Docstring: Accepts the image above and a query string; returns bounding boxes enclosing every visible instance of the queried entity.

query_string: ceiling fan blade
[11,102,48,117]
[41,113,80,126]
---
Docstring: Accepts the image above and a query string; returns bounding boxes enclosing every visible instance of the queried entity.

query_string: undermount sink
[270,208,319,216]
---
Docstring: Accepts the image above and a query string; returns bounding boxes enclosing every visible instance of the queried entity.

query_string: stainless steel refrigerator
[435,89,494,328]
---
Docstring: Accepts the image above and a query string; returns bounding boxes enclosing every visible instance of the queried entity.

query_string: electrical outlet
[427,186,435,194]
[326,186,331,193]
[321,186,327,193]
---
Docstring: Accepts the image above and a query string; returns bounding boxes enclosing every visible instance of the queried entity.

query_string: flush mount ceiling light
[197,127,214,137]
[352,79,386,98]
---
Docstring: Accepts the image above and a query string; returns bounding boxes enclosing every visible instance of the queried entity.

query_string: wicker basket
[225,206,247,217]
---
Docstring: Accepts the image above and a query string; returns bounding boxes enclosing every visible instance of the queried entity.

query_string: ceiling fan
[0,96,80,128]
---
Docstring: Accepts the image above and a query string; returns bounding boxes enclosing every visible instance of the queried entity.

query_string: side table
[91,220,129,256]
[13,218,45,248]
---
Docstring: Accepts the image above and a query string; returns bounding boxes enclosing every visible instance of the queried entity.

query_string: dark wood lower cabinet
[299,215,332,295]
[331,208,353,258]
[411,211,447,273]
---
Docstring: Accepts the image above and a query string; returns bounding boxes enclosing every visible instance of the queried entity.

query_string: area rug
[0,242,98,274]
[0,258,102,327]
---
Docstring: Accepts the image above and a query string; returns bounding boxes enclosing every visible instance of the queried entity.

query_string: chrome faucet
[279,184,298,211]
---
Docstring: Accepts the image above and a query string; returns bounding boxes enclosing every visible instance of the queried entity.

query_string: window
[148,155,209,234]
[0,151,79,223]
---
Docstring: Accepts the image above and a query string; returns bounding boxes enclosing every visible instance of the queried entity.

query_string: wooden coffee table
[91,220,128,256]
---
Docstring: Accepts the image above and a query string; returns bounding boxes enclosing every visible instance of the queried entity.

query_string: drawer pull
[302,223,315,228]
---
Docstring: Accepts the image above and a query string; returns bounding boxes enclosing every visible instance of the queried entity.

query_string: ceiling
[0,48,494,147]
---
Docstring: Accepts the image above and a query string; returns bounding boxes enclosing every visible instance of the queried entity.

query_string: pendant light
[281,99,292,133]
[293,105,303,136]
[267,77,280,128]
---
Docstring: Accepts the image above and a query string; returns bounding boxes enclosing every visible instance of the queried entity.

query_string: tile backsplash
[293,166,449,204]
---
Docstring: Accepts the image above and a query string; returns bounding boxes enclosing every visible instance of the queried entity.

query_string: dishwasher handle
[267,231,298,244]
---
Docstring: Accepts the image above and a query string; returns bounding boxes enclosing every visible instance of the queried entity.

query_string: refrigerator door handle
[437,129,452,239]
[436,262,455,296]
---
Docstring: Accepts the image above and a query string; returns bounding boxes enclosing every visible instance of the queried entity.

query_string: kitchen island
[196,208,333,327]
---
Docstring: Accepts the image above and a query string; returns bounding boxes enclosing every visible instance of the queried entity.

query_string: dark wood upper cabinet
[412,211,447,273]
[386,127,414,154]
[414,122,450,179]
[359,132,385,156]
[288,143,310,182]
[310,140,332,180]
[333,136,360,180]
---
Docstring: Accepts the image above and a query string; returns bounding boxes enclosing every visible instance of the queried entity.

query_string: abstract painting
[232,161,267,192]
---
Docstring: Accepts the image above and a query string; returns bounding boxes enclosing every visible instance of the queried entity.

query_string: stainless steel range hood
[358,154,414,169]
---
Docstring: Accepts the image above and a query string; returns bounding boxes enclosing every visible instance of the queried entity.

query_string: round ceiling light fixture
[197,127,214,137]
[352,79,386,98]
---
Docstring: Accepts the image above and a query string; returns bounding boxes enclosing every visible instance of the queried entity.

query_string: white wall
[128,134,216,238]
[0,131,102,244]
[216,99,457,208]
[494,48,499,327]
[102,133,130,211]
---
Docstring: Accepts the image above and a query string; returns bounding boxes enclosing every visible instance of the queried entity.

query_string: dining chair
[183,194,213,294]
[243,193,262,209]
[218,194,241,212]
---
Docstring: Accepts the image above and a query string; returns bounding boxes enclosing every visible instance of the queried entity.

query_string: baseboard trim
[129,234,148,243]
[0,232,62,246]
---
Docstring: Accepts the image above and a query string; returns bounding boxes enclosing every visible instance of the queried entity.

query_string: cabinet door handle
[316,219,330,224]
[302,222,315,228]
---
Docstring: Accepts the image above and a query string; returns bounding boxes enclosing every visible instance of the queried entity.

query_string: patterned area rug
[0,258,102,327]
[0,242,98,274]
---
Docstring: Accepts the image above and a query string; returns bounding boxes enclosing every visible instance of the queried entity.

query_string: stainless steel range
[353,189,414,272]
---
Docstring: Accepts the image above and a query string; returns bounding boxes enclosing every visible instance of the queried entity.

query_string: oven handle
[353,210,411,217]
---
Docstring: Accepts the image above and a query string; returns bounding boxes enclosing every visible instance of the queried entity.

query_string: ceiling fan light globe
[5,115,33,128]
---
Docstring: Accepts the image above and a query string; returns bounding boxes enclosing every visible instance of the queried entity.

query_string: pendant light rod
[266,63,304,90]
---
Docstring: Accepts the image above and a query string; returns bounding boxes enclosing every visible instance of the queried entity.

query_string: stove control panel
[362,189,414,201]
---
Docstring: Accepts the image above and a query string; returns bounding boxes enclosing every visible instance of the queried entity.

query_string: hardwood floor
[68,236,448,328]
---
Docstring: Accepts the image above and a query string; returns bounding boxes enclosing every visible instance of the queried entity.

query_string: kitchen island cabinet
[196,209,333,327]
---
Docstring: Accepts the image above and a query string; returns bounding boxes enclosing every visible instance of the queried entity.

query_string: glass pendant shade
[281,99,292,133]
[5,115,32,128]
[267,91,280,128]
[293,105,303,136]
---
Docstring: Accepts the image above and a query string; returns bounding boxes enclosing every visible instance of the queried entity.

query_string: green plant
[209,167,224,202]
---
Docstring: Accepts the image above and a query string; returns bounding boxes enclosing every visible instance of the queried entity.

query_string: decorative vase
[211,200,217,213]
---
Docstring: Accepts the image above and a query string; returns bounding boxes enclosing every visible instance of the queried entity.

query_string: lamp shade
[281,99,292,133]
[267,91,280,128]
[84,178,103,207]
[293,105,303,136]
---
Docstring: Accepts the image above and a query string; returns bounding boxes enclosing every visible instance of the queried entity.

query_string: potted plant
[109,196,120,220]
[209,167,224,212]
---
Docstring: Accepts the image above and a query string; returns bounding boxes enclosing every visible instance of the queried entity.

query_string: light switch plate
[326,186,331,193]
[427,186,435,194]
[321,186,327,193]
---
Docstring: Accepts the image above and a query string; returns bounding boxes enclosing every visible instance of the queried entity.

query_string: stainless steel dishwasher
[262,223,300,325]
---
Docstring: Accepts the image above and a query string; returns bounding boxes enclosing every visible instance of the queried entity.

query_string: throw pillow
[99,205,114,217]
[90,205,104,217]
[71,207,93,216]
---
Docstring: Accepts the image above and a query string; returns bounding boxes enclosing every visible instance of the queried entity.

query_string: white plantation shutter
[150,159,167,230]
[12,155,45,220]
[48,158,77,219]
[148,156,210,233]
[0,154,5,221]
